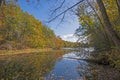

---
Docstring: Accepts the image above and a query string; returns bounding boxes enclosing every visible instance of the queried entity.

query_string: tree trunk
[0,0,6,6]
[86,0,112,46]
[96,0,120,51]
[116,0,120,15]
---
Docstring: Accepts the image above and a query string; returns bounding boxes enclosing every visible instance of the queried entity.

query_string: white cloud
[60,34,79,42]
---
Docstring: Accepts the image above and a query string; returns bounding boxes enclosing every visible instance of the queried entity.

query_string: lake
[0,50,119,80]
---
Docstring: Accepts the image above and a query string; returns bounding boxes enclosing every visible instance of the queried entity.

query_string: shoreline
[0,48,69,56]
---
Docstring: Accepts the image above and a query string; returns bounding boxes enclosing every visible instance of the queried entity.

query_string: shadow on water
[0,50,119,80]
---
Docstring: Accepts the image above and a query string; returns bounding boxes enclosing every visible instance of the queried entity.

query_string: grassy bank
[0,48,68,56]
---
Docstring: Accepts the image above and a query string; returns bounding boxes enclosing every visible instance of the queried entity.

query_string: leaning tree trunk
[116,0,120,16]
[96,0,120,51]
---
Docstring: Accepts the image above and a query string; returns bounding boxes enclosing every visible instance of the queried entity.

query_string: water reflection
[45,52,89,80]
[0,50,119,80]
[45,51,120,80]
[45,59,87,80]
[0,51,65,80]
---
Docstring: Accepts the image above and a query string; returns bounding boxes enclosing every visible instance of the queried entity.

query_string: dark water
[0,50,119,80]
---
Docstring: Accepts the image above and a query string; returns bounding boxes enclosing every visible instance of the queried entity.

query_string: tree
[116,0,120,15]
[0,0,6,6]
[54,36,64,49]
[0,2,62,49]
[96,0,120,51]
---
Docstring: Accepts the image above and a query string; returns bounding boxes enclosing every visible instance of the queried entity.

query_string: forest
[0,0,120,69]
[75,0,120,70]
[0,1,77,50]
[0,0,120,79]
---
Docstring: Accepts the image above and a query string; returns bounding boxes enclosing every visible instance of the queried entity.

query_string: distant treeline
[0,2,77,50]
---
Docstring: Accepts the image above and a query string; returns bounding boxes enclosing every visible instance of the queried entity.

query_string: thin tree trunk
[0,0,6,6]
[96,0,120,51]
[116,0,120,16]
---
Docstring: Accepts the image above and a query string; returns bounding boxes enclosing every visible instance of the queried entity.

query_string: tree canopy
[76,0,120,52]
[0,1,77,49]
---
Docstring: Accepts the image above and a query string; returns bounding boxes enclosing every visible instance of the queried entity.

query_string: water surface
[0,50,119,80]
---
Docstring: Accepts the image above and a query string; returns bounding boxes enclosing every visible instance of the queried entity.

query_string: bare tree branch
[48,0,84,23]
[51,0,65,16]
[60,12,66,23]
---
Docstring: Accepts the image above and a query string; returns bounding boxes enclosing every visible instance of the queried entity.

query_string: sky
[17,0,80,42]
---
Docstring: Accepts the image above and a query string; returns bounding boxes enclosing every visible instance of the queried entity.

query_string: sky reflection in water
[45,52,88,80]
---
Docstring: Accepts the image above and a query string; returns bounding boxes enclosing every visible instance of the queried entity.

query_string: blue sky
[17,0,80,41]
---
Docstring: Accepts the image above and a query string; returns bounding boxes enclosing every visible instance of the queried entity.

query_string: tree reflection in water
[0,50,119,80]
[73,48,120,80]
[0,51,65,80]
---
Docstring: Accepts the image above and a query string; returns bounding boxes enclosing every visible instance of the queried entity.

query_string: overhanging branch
[48,0,84,23]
